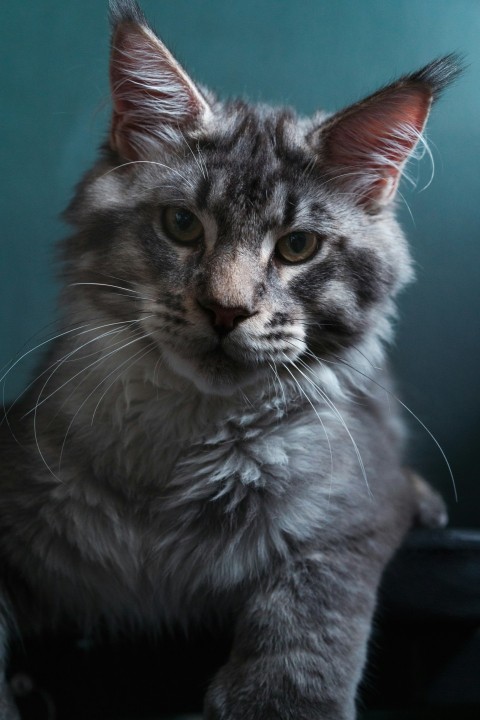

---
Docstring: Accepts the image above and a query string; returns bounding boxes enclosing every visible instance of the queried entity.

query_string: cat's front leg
[204,545,387,720]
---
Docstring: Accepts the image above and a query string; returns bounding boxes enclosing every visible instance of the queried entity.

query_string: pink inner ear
[111,25,196,111]
[110,24,153,112]
[325,86,432,206]
[110,28,141,116]
[109,22,206,159]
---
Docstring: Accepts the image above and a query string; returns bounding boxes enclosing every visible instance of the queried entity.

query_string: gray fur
[0,3,457,718]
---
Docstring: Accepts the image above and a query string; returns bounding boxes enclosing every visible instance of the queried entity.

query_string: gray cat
[0,1,460,718]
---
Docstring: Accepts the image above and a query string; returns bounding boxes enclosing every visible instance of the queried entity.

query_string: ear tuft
[109,2,212,160]
[407,53,465,100]
[109,0,147,27]
[314,54,463,212]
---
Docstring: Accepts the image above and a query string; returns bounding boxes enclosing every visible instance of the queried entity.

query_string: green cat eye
[162,207,204,244]
[276,232,319,263]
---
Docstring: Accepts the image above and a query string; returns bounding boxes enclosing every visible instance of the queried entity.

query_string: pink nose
[199,301,254,334]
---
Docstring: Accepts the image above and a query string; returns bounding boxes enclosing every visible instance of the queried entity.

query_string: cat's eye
[162,207,204,244]
[275,232,319,263]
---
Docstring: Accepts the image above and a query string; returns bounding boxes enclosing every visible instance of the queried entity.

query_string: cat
[0,1,460,718]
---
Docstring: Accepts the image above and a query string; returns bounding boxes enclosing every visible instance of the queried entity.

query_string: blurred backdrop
[1,0,479,525]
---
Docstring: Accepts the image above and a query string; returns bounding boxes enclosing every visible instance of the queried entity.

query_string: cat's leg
[204,540,391,720]
[0,613,20,720]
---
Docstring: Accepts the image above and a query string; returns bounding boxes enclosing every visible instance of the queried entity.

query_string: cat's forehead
[192,102,330,232]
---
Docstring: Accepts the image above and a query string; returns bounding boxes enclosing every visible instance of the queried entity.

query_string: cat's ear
[312,55,461,212]
[109,0,213,159]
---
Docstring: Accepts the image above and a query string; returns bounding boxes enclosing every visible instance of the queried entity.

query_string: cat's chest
[76,389,335,598]
[90,383,311,490]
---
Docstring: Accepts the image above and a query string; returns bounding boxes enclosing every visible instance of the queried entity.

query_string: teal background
[1,1,479,525]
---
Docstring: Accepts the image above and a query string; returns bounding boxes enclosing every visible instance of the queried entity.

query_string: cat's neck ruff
[97,321,389,439]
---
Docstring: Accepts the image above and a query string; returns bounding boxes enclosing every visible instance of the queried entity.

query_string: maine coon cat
[0,1,460,718]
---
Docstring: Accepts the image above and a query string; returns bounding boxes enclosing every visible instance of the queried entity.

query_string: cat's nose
[198,300,255,335]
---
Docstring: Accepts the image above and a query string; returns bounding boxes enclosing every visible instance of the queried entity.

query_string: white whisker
[287,357,370,498]
[57,340,154,471]
[2,318,152,432]
[68,282,155,302]
[278,360,334,488]
[100,160,195,190]
[23,321,152,418]
[45,327,153,425]
[178,128,207,181]
[327,353,457,501]
[29,326,135,480]
[267,358,287,415]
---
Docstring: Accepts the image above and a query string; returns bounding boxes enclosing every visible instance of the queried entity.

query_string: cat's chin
[161,346,263,397]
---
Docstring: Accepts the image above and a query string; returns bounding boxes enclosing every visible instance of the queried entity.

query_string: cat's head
[63,0,460,396]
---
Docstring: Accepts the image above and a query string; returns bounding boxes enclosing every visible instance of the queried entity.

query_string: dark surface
[9,628,231,719]
[381,527,480,621]
[7,528,480,719]
[360,528,480,715]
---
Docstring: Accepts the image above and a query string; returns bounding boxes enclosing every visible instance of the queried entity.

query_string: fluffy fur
[0,1,459,718]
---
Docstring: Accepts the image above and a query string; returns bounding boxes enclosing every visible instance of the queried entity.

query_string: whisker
[273,332,454,500]
[294,356,370,496]
[178,129,207,181]
[33,332,152,481]
[267,358,287,414]
[22,321,153,418]
[45,327,152,426]
[57,340,154,471]
[238,387,254,408]
[327,353,457,501]
[1,317,151,442]
[0,316,66,379]
[348,345,383,371]
[396,188,416,227]
[277,348,370,497]
[280,361,334,492]
[196,139,209,180]
[68,282,156,303]
[100,160,195,190]
[265,359,279,407]
[152,354,165,397]
[90,345,155,425]
[1,321,106,389]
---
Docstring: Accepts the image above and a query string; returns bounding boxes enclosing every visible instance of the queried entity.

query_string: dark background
[1,1,479,524]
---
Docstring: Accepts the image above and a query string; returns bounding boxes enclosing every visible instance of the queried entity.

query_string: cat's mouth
[161,335,265,396]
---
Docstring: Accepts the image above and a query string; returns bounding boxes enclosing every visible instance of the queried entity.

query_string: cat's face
[62,3,458,396]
